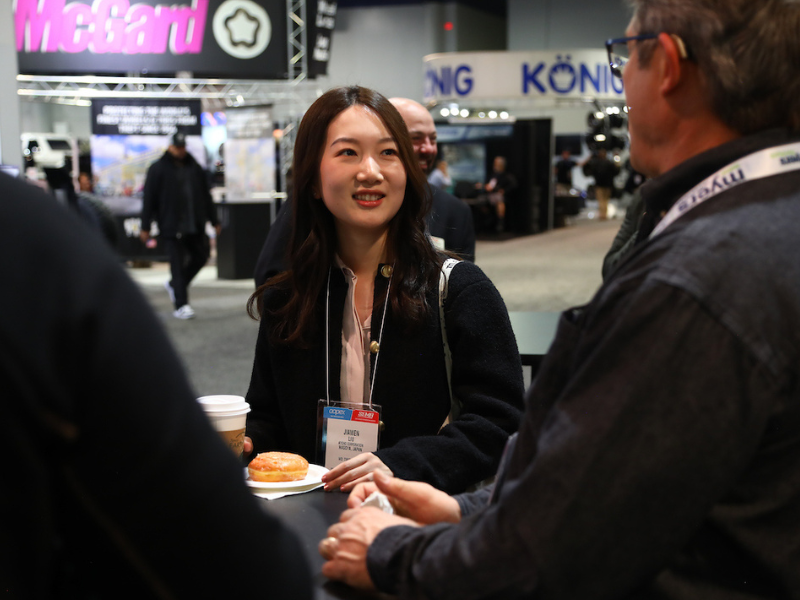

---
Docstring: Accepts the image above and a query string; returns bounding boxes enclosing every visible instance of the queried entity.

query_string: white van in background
[21,132,78,176]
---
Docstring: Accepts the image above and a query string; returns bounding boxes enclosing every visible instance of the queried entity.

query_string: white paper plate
[245,463,328,491]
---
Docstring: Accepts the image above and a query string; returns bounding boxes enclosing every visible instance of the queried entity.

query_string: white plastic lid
[197,395,251,415]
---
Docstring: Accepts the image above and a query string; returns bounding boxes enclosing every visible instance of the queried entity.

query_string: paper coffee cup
[197,395,250,458]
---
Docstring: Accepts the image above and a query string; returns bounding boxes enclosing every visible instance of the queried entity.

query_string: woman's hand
[243,436,253,457]
[322,452,393,492]
[348,470,462,525]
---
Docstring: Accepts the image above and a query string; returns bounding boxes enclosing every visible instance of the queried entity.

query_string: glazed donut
[248,452,309,482]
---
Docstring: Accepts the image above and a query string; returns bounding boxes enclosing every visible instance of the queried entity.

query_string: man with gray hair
[319,1,800,597]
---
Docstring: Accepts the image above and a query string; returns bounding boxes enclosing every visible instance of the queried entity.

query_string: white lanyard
[650,141,800,239]
[325,264,393,409]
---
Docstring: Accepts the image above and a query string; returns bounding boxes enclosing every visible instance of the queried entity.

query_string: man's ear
[658,32,685,94]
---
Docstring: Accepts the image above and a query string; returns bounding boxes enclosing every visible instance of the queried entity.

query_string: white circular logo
[213,0,272,59]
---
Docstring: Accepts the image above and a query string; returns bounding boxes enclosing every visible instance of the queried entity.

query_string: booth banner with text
[91,99,202,136]
[89,99,206,220]
[15,0,288,78]
[423,50,625,104]
[224,105,276,199]
[307,0,337,78]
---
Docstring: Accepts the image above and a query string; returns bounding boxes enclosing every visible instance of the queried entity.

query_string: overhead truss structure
[16,0,318,118]
[16,74,320,114]
[16,0,319,186]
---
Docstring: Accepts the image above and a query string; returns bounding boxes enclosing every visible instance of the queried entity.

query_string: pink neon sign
[15,0,208,55]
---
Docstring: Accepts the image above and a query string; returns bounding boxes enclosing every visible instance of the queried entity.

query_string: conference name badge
[318,401,381,469]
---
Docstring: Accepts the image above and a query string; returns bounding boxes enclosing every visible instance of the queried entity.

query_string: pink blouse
[335,257,372,405]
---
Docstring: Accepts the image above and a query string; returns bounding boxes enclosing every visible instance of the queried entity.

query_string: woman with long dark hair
[244,86,523,494]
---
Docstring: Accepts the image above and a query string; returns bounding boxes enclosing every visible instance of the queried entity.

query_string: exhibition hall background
[1,0,630,169]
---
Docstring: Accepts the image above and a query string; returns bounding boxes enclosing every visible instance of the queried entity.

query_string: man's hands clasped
[319,470,461,590]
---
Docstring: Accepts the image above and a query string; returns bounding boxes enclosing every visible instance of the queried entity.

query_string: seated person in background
[554,149,578,194]
[477,156,517,232]
[317,0,800,596]
[0,172,311,599]
[427,159,452,190]
[244,86,524,494]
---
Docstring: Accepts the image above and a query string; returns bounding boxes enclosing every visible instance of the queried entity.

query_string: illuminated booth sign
[14,0,288,79]
[423,50,625,103]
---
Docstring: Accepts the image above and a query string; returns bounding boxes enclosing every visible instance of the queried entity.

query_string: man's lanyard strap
[650,142,800,239]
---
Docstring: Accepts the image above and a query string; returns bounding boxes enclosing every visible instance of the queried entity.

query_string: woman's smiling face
[317,105,407,241]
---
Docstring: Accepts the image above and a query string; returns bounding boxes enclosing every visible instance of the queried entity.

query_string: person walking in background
[319,0,800,597]
[479,156,517,232]
[582,147,620,219]
[140,132,221,319]
[427,159,452,191]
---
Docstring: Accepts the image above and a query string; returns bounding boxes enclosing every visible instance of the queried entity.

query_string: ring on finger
[319,536,339,559]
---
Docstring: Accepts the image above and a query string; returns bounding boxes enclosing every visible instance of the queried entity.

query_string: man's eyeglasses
[605,33,691,79]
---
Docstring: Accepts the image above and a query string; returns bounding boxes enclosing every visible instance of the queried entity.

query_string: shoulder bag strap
[439,258,462,422]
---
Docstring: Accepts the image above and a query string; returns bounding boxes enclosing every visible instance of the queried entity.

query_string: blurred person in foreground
[319,0,800,597]
[140,132,221,320]
[0,173,311,599]
[253,97,476,286]
[243,86,523,494]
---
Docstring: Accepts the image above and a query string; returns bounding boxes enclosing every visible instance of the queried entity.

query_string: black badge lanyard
[325,264,394,409]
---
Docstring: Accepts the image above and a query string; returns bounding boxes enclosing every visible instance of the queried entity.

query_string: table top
[508,311,560,364]
[262,489,395,599]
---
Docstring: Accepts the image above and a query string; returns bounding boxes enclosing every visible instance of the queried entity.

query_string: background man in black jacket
[140,132,220,319]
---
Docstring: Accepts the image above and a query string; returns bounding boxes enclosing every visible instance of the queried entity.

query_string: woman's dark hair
[247,86,440,346]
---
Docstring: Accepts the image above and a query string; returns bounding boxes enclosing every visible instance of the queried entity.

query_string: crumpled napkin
[360,490,395,513]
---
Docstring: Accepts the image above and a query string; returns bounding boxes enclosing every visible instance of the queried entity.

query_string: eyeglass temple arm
[669,34,689,59]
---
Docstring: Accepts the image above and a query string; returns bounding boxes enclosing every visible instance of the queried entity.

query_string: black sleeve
[366,284,780,599]
[375,263,524,493]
